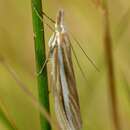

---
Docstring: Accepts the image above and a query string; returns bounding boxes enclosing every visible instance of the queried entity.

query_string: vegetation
[0,0,130,130]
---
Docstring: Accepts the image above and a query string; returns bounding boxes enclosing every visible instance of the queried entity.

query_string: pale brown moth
[34,7,98,130]
[48,10,82,130]
[33,8,83,130]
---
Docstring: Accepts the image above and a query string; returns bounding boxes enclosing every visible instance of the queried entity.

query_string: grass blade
[0,97,18,130]
[0,59,60,130]
[31,1,51,130]
[114,8,130,42]
[103,2,121,130]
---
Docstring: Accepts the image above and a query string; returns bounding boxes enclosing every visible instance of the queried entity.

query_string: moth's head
[55,9,65,32]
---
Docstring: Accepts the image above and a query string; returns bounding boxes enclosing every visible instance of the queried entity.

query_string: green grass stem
[31,1,51,130]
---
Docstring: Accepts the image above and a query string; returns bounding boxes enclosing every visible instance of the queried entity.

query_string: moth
[48,10,82,130]
[34,7,98,130]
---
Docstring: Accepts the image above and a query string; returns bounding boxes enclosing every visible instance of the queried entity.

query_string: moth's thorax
[55,24,66,33]
[49,9,67,49]
[56,32,63,46]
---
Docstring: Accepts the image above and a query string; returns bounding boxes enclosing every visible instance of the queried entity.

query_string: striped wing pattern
[51,31,82,130]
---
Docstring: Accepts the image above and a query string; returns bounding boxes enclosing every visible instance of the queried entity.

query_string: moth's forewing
[52,40,71,130]
[50,10,82,130]
[50,31,82,130]
[60,33,82,129]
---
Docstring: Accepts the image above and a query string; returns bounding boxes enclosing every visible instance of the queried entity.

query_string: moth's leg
[35,28,56,76]
[37,42,58,77]
[37,59,49,76]
[37,49,51,76]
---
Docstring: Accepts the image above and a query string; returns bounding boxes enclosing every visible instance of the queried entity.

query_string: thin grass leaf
[0,97,18,130]
[31,1,51,130]
[0,58,60,130]
[120,68,130,104]
[114,8,130,43]
[103,1,121,130]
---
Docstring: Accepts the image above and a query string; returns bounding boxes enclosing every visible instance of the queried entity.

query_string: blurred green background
[0,0,130,130]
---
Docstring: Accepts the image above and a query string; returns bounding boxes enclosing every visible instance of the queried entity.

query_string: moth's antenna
[70,41,88,81]
[41,11,99,72]
[33,6,54,31]
[33,5,99,72]
[42,11,55,23]
[32,2,55,24]
[70,32,100,72]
